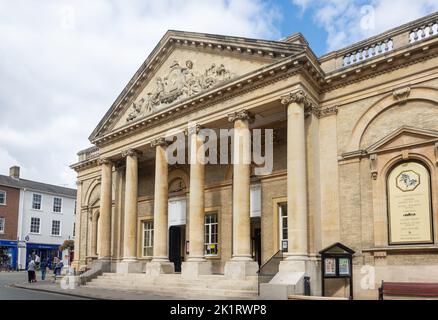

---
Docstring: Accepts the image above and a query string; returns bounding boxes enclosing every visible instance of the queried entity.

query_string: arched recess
[85,180,101,208]
[168,168,190,192]
[372,152,438,247]
[346,86,438,153]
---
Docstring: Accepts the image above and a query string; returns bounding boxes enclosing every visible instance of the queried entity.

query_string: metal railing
[257,250,283,295]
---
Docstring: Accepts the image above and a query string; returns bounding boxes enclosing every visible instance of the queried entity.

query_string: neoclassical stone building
[72,12,438,299]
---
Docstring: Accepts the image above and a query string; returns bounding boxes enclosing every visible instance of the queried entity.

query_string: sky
[1,0,437,189]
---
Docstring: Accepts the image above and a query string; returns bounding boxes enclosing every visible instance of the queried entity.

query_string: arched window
[387,161,434,245]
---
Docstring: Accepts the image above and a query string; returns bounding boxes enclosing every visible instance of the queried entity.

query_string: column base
[145,260,175,277]
[181,260,212,280]
[95,258,112,273]
[116,260,145,274]
[224,259,259,280]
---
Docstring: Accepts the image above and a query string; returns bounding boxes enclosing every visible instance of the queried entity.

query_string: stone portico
[72,12,438,299]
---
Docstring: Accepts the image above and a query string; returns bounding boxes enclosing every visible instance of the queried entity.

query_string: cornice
[322,36,438,93]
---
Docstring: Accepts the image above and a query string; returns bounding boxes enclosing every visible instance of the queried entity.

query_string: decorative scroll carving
[393,87,411,102]
[185,124,203,136]
[227,109,255,123]
[370,154,378,180]
[121,149,142,158]
[127,60,234,122]
[97,158,111,166]
[150,137,168,148]
[316,105,339,118]
[280,89,313,109]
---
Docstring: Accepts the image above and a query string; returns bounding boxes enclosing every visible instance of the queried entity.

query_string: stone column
[181,125,212,279]
[97,159,112,270]
[72,180,82,270]
[224,110,259,280]
[117,149,144,274]
[282,90,309,262]
[90,210,98,258]
[145,138,174,276]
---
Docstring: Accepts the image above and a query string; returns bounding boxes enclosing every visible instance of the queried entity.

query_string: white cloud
[0,0,280,188]
[292,0,438,51]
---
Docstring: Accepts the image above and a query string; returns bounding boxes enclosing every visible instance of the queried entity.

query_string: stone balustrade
[342,38,394,67]
[78,146,100,162]
[410,21,438,43]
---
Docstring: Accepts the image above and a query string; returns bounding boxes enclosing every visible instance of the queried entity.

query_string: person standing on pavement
[27,259,36,283]
[40,258,48,281]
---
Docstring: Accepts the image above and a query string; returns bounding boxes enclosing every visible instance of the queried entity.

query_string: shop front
[0,240,18,270]
[25,243,62,269]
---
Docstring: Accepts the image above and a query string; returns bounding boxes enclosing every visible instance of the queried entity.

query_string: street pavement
[0,271,87,300]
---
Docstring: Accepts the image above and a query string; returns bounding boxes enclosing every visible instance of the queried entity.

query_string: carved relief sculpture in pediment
[127,60,234,122]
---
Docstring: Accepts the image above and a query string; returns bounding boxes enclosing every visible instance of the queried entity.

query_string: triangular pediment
[366,126,438,153]
[90,30,306,141]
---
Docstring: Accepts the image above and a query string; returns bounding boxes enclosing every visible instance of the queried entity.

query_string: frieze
[127,60,234,122]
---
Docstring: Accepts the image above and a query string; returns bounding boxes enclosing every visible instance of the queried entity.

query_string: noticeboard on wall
[387,161,434,245]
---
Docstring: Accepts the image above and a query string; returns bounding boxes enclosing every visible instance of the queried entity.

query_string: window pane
[0,191,5,204]
[32,194,42,210]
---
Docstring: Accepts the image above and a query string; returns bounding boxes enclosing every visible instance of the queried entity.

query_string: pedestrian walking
[40,258,48,281]
[27,259,36,283]
[35,254,41,269]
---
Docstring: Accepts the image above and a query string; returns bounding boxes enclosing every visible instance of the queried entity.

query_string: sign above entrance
[168,199,187,227]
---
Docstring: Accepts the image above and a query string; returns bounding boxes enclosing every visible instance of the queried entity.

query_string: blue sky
[0,0,437,187]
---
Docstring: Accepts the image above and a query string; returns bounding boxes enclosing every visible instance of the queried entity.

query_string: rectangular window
[32,194,42,210]
[30,217,41,234]
[53,197,62,213]
[142,220,154,257]
[279,203,288,251]
[0,191,6,205]
[204,212,219,256]
[51,220,61,236]
[0,218,5,233]
[73,222,75,237]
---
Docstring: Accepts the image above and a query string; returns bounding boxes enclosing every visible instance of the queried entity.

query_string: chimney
[9,166,20,179]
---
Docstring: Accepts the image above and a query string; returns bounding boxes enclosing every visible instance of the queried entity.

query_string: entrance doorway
[251,217,262,267]
[169,225,186,272]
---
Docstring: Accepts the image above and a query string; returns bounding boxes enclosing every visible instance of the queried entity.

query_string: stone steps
[86,281,257,298]
[90,278,258,291]
[86,273,259,299]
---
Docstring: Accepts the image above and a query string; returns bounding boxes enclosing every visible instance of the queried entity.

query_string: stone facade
[72,13,438,299]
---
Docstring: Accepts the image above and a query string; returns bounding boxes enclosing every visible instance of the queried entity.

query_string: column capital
[227,109,255,124]
[121,148,142,158]
[98,158,112,166]
[281,89,313,108]
[151,137,169,148]
[185,124,203,136]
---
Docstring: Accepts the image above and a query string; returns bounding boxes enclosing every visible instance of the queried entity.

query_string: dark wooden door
[169,226,182,272]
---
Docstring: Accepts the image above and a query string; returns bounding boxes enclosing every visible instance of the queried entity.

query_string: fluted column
[122,149,140,261]
[187,126,206,261]
[224,110,258,280]
[281,90,310,260]
[98,159,112,261]
[146,138,174,276]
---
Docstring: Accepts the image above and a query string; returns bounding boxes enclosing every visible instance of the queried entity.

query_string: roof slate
[0,174,76,198]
